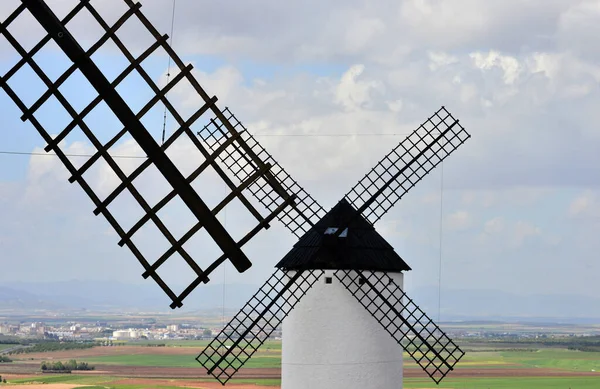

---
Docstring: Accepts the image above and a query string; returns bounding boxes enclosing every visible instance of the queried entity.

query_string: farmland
[0,344,18,351]
[1,337,600,389]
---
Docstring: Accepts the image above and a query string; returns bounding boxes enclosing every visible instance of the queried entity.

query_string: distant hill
[0,286,65,310]
[1,280,259,312]
[1,280,600,323]
[409,286,600,323]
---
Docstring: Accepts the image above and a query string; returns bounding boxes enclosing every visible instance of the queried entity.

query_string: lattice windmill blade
[197,107,327,238]
[344,106,470,225]
[197,269,323,385]
[0,0,303,308]
[334,270,465,384]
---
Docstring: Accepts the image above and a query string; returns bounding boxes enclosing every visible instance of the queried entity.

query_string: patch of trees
[568,345,600,352]
[463,335,600,353]
[0,356,12,363]
[0,375,7,383]
[465,348,538,353]
[41,359,95,372]
[144,343,166,347]
[0,337,30,345]
[518,336,600,352]
[9,342,94,355]
[562,339,600,353]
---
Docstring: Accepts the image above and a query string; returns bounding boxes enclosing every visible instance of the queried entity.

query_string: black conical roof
[276,199,411,272]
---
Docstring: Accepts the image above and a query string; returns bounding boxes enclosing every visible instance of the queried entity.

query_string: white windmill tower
[198,107,470,388]
[276,199,410,389]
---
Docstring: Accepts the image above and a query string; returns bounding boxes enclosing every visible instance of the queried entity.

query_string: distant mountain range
[0,280,260,313]
[411,286,600,324]
[1,280,600,323]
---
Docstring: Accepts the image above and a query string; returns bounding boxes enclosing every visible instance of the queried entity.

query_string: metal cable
[438,162,444,322]
[161,0,177,145]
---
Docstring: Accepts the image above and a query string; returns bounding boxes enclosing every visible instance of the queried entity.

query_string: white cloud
[557,0,600,60]
[428,51,459,71]
[0,0,577,64]
[461,187,556,209]
[476,216,542,250]
[470,50,522,85]
[335,64,384,111]
[511,220,542,248]
[483,216,505,235]
[568,190,600,220]
[445,210,473,231]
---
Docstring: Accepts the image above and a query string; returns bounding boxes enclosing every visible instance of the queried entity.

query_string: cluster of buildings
[0,321,109,340]
[110,325,184,340]
[0,321,222,341]
[0,322,49,337]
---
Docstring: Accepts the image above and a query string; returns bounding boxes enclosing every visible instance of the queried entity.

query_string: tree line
[462,335,600,353]
[41,360,95,372]
[9,342,94,355]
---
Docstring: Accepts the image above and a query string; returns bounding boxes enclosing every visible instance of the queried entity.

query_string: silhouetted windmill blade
[335,270,465,384]
[197,269,323,385]
[345,106,470,225]
[198,107,327,237]
[0,0,301,308]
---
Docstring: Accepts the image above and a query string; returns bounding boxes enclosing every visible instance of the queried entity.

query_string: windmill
[197,107,470,388]
[0,0,471,387]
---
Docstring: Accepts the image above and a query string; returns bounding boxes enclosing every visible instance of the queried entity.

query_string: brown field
[21,345,196,360]
[5,362,600,380]
[3,345,600,389]
[109,378,277,389]
[0,386,92,389]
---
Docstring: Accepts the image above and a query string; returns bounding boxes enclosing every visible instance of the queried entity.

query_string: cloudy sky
[0,0,599,309]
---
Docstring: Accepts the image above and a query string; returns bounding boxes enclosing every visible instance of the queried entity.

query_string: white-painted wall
[281,270,404,389]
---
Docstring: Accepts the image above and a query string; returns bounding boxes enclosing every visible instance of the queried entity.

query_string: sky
[0,0,600,308]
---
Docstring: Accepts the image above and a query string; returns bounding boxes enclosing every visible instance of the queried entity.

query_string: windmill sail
[335,270,465,383]
[345,106,470,225]
[198,107,327,237]
[0,0,302,308]
[197,269,323,384]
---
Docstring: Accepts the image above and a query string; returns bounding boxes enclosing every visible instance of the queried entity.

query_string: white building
[112,329,141,340]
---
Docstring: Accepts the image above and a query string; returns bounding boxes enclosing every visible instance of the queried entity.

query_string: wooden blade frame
[0,0,304,308]
[335,269,465,384]
[345,106,471,225]
[198,107,327,238]
[197,269,323,385]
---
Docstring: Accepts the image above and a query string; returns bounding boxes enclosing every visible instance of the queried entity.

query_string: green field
[132,339,283,350]
[3,339,600,388]
[7,374,600,389]
[500,349,600,371]
[132,339,214,347]
[84,353,281,369]
[86,349,577,371]
[405,377,600,389]
[0,344,19,350]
